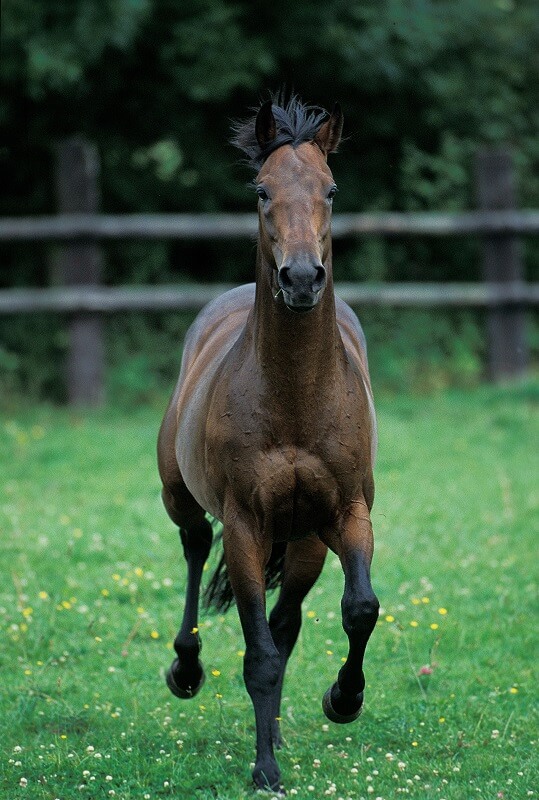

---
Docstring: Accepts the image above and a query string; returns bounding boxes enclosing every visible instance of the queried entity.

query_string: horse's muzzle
[278,260,326,312]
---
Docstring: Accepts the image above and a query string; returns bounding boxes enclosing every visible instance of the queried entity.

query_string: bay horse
[157,96,379,792]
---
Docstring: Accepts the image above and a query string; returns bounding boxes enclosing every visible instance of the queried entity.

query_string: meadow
[1,381,537,799]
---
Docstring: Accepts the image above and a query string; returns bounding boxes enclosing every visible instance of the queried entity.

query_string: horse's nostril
[314,266,326,291]
[278,262,326,300]
[278,267,293,289]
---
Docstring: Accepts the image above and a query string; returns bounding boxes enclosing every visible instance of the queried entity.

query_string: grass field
[1,381,538,799]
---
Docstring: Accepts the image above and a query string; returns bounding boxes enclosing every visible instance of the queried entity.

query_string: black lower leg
[268,603,302,747]
[167,518,212,698]
[324,592,379,721]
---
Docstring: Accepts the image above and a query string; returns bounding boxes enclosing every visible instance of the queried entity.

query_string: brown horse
[157,97,379,792]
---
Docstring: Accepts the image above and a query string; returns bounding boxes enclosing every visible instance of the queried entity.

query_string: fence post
[55,138,105,405]
[474,147,528,381]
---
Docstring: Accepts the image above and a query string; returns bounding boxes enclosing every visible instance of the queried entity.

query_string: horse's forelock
[231,95,329,170]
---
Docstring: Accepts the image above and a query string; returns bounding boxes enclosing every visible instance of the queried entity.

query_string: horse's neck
[251,252,344,401]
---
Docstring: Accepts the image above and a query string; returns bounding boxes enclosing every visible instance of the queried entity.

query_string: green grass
[1,382,538,799]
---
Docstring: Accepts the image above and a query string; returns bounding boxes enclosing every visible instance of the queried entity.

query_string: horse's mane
[231,94,329,170]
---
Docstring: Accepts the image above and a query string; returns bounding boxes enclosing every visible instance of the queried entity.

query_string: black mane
[231,95,329,170]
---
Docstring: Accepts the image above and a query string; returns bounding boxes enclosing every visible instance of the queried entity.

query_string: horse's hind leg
[162,482,213,699]
[268,535,327,747]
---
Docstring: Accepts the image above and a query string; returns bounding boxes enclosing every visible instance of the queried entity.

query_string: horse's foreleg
[321,498,379,723]
[166,510,213,700]
[268,535,327,747]
[222,512,282,792]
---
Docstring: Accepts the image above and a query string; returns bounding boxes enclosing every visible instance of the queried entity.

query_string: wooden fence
[1,138,538,405]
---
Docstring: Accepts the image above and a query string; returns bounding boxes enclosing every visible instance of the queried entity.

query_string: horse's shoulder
[335,296,377,461]
[335,297,368,358]
[335,296,372,393]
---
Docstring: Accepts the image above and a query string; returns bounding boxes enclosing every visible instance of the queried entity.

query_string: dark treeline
[1,0,538,399]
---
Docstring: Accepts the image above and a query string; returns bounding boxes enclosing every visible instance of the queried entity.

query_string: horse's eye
[256,186,269,202]
[327,185,338,201]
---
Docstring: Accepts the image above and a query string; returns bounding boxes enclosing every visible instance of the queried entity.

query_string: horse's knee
[244,646,280,697]
[342,593,379,637]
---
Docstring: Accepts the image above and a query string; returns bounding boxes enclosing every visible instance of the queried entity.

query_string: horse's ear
[314,103,344,157]
[255,100,277,150]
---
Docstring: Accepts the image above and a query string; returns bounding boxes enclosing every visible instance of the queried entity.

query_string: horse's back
[179,283,255,386]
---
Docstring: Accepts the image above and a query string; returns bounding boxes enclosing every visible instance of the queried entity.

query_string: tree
[1,0,537,397]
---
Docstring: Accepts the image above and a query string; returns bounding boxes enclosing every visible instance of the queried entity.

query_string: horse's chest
[259,449,342,540]
[220,439,362,540]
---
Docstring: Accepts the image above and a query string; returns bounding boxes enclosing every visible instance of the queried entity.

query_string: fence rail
[1,138,538,404]
[1,281,537,315]
[1,210,539,242]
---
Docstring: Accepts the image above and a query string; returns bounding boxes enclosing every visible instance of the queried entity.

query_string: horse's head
[255,101,343,312]
[234,98,343,313]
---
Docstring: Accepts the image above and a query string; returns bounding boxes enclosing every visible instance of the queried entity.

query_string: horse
[157,96,379,792]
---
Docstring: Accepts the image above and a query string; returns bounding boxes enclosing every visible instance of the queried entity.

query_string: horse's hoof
[252,763,283,793]
[166,659,205,699]
[322,686,363,724]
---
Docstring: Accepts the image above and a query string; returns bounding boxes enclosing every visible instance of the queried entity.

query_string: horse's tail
[203,540,287,613]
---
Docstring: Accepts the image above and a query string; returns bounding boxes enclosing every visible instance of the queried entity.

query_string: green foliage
[364,308,486,393]
[1,0,538,400]
[1,384,538,796]
[2,0,151,94]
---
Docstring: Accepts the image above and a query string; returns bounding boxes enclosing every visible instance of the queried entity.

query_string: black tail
[204,540,287,613]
